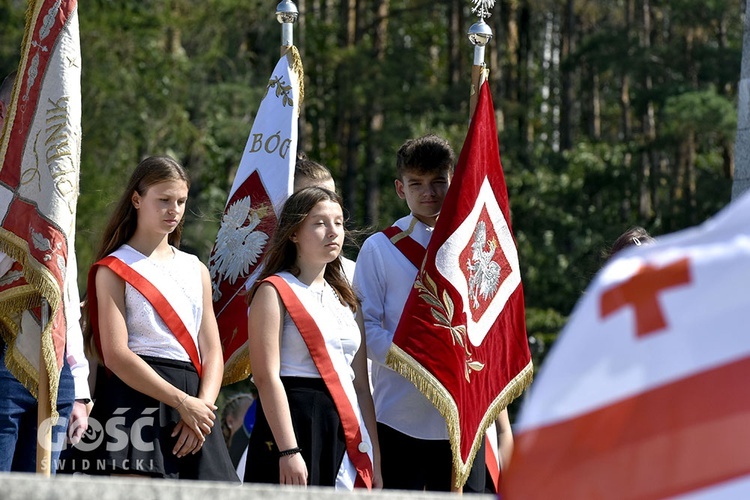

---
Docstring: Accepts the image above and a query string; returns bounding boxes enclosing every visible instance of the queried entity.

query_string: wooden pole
[36,298,52,475]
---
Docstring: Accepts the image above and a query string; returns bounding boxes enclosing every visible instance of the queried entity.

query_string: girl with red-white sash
[244,187,381,489]
[74,156,237,481]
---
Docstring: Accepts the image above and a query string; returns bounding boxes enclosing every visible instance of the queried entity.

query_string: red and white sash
[485,425,501,491]
[89,251,202,376]
[263,275,373,490]
[382,223,427,269]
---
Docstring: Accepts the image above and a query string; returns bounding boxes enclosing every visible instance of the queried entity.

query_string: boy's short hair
[396,134,455,178]
[295,152,333,183]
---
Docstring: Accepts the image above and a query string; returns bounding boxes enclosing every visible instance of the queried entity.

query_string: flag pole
[36,298,52,475]
[448,0,494,491]
[468,3,494,118]
[276,0,299,56]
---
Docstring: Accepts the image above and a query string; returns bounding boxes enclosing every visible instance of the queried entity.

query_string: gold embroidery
[389,217,420,244]
[413,271,484,382]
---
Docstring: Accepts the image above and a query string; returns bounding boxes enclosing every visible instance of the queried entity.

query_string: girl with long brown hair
[72,156,237,481]
[244,187,381,489]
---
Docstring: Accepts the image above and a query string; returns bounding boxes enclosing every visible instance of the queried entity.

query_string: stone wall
[0,473,496,500]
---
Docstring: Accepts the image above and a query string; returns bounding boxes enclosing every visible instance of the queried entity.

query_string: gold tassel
[387,345,534,489]
[221,345,252,386]
[285,45,305,116]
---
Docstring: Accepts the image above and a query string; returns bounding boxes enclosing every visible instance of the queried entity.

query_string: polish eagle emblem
[210,195,269,301]
[466,221,502,309]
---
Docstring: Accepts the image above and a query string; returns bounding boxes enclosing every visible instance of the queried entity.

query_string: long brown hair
[93,156,190,262]
[84,155,190,359]
[250,187,358,311]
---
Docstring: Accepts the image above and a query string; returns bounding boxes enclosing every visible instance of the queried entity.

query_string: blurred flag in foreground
[505,191,750,499]
[387,81,532,488]
[209,47,303,385]
[0,0,81,418]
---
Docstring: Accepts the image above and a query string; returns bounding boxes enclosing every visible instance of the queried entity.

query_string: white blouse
[276,272,360,380]
[118,244,203,362]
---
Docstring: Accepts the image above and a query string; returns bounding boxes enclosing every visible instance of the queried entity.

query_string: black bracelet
[278,446,302,458]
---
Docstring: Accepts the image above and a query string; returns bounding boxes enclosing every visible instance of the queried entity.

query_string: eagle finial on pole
[471,0,495,19]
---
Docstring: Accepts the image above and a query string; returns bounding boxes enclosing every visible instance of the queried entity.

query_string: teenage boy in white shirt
[353,134,487,491]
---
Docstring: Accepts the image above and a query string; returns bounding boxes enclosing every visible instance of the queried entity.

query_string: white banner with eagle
[208,47,303,384]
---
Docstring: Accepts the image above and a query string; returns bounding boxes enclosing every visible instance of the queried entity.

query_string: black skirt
[62,356,238,482]
[244,376,347,486]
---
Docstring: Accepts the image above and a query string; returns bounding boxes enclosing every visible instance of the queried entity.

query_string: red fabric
[210,170,277,365]
[600,257,692,337]
[89,256,202,377]
[264,275,373,489]
[503,354,750,499]
[390,81,530,476]
[382,225,427,269]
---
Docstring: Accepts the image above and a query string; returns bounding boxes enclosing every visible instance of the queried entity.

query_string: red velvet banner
[388,81,532,487]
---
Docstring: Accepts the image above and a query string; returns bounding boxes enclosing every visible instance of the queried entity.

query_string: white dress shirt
[353,214,449,440]
[64,249,90,400]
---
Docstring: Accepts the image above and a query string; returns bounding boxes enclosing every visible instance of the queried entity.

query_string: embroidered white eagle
[466,221,501,309]
[210,195,268,301]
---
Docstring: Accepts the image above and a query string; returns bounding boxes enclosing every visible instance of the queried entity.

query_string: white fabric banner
[518,191,750,431]
[208,47,303,385]
[0,0,81,413]
[505,191,750,498]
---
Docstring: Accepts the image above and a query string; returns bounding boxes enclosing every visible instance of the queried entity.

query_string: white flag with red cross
[504,191,750,499]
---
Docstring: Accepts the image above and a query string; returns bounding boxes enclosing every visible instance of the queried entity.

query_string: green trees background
[0,0,741,371]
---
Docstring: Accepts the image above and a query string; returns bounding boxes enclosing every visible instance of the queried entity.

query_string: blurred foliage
[0,0,742,390]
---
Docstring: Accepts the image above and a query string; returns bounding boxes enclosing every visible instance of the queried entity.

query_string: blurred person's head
[294,153,335,193]
[0,71,18,131]
[607,226,655,260]
[220,393,254,446]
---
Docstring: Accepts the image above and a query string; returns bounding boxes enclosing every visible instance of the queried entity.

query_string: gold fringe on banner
[0,0,68,421]
[284,45,305,116]
[387,345,534,489]
[0,230,64,421]
[0,244,64,421]
[222,343,252,386]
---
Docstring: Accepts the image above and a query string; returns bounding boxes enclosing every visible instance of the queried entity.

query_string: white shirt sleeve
[64,249,90,400]
[353,236,394,365]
